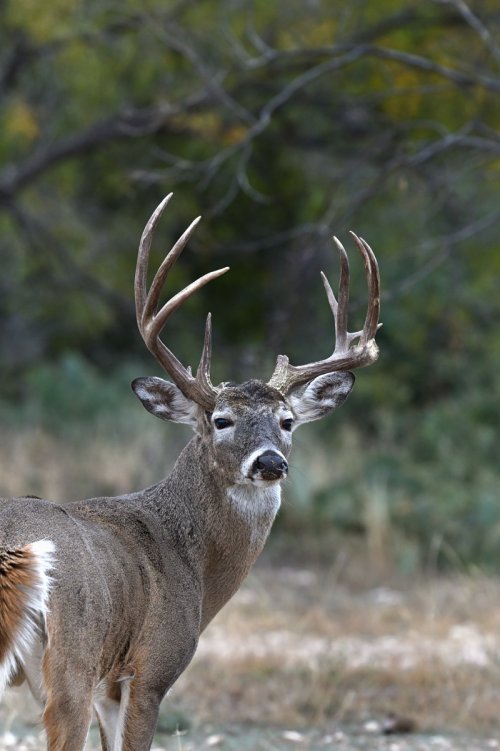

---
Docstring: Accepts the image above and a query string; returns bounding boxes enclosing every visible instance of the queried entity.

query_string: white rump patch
[0,539,55,697]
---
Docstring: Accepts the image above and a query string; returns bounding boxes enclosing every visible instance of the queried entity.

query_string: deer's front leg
[122,681,163,751]
[94,681,123,751]
[95,676,161,751]
[121,627,199,751]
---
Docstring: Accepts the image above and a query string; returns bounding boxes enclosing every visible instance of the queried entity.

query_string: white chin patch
[250,477,283,487]
[228,484,282,519]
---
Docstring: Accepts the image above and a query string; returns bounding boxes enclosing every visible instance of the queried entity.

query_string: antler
[135,194,229,410]
[267,232,381,395]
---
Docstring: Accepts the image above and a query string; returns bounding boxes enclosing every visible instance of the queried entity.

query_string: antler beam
[267,232,381,395]
[135,194,229,410]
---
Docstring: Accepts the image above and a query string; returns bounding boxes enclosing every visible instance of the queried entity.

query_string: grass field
[2,558,500,750]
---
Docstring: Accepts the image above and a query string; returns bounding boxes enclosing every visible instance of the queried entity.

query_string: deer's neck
[201,482,281,626]
[160,436,281,629]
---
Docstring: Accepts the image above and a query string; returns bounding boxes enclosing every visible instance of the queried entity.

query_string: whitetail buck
[0,194,380,750]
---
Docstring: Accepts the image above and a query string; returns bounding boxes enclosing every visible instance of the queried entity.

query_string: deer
[0,194,380,751]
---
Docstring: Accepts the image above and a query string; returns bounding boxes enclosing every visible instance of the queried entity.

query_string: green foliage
[3,354,135,430]
[283,373,500,571]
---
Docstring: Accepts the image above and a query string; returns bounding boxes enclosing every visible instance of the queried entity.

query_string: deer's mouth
[258,468,287,482]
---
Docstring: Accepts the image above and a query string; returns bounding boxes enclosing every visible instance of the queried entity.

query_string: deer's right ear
[132,377,199,426]
[288,371,355,426]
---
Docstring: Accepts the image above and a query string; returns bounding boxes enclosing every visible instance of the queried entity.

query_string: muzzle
[250,450,288,482]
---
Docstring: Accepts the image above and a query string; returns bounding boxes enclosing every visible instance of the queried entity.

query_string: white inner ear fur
[132,377,199,426]
[289,371,355,426]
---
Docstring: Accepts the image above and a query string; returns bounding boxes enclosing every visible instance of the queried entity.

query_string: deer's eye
[214,417,234,430]
[281,418,293,432]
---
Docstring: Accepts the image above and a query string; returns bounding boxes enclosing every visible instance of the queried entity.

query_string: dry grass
[0,418,187,501]
[170,565,500,735]
[1,561,500,747]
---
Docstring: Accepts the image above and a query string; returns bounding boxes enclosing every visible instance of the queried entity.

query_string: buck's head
[132,195,380,487]
[132,373,354,486]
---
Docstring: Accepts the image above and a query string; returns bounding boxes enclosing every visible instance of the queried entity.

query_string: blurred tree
[0,0,498,396]
[0,0,499,565]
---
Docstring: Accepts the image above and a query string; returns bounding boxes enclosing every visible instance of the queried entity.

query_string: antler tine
[142,215,202,327]
[135,196,229,410]
[149,266,229,345]
[135,193,173,327]
[267,232,381,395]
[353,234,380,345]
[196,313,215,393]
[332,236,350,352]
[320,271,337,315]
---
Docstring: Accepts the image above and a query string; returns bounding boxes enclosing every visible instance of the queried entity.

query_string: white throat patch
[227,483,282,521]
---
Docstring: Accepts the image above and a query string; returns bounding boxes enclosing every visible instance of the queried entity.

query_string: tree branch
[0,93,209,201]
[434,0,500,65]
[366,44,500,93]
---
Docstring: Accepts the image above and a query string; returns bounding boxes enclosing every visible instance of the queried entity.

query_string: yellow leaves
[57,40,121,118]
[6,0,80,43]
[380,65,423,121]
[4,99,39,143]
[171,114,247,147]
[222,125,249,146]
[171,112,222,142]
[278,18,337,50]
[171,112,210,139]
[487,157,500,174]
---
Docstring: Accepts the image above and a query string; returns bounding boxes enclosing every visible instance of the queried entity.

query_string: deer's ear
[132,377,199,426]
[289,372,354,426]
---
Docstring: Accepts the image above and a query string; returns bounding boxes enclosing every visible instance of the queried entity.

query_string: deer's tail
[0,539,55,696]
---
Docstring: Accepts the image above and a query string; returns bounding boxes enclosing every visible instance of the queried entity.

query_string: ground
[1,557,500,750]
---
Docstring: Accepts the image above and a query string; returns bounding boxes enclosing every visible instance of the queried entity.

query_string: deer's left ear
[289,372,354,426]
[132,376,199,426]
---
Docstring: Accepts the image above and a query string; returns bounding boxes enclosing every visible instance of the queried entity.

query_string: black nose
[252,450,288,481]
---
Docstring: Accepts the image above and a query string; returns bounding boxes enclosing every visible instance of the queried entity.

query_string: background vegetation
[0,0,499,570]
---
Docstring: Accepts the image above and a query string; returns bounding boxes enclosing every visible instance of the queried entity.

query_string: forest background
[0,0,499,573]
